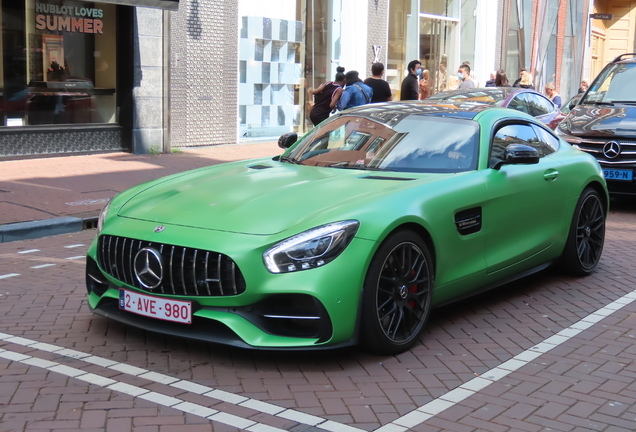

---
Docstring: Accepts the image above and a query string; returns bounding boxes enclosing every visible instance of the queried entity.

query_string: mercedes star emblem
[154,225,166,233]
[602,141,621,159]
[134,247,163,289]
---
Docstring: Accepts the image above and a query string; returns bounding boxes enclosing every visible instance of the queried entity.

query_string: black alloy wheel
[561,188,606,276]
[361,230,433,354]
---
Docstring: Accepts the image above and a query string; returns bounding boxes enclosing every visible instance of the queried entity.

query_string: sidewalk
[0,141,281,242]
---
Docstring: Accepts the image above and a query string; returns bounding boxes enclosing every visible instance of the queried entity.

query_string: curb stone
[0,216,84,243]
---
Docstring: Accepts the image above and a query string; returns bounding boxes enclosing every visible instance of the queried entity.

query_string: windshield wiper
[279,155,302,165]
[607,100,636,105]
[328,162,388,171]
[590,101,614,106]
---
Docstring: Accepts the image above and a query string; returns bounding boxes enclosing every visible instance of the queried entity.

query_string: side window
[490,123,539,168]
[531,124,559,155]
[524,94,552,116]
[508,94,531,114]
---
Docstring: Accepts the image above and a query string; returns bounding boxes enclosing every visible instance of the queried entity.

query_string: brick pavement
[0,142,280,226]
[0,203,635,431]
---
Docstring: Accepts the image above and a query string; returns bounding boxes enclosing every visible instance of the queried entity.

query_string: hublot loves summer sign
[35,3,104,34]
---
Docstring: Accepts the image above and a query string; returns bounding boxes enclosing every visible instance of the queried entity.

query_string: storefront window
[1,0,117,127]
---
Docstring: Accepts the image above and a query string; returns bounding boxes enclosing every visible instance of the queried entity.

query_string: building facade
[0,0,621,158]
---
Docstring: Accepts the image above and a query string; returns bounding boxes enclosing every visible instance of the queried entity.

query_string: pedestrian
[400,59,421,100]
[336,70,373,111]
[485,71,496,87]
[518,71,535,89]
[578,79,589,94]
[364,63,392,103]
[495,69,509,86]
[461,61,479,86]
[512,68,527,87]
[457,64,475,89]
[309,66,345,126]
[419,69,431,100]
[544,82,562,108]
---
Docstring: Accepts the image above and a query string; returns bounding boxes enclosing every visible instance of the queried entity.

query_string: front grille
[97,235,246,297]
[577,138,636,165]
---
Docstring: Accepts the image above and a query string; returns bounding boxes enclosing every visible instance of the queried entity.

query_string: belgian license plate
[603,169,633,181]
[119,289,192,324]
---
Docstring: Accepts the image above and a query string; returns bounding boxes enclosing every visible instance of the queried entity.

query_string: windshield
[582,62,636,104]
[285,114,479,173]
[425,89,508,106]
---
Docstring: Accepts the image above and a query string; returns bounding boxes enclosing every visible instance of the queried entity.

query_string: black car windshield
[582,62,636,104]
[425,89,508,106]
[285,114,479,173]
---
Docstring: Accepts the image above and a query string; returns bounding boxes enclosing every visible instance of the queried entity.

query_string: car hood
[117,160,437,235]
[564,104,636,138]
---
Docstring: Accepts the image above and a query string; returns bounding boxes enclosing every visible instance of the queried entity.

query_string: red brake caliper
[408,270,417,308]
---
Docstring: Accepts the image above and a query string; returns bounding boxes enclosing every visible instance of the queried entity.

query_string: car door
[482,122,569,274]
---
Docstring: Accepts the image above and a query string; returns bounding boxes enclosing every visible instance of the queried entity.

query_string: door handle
[544,169,559,181]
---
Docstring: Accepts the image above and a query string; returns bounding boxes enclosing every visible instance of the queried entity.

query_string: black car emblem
[154,225,166,233]
[134,247,163,289]
[602,141,621,159]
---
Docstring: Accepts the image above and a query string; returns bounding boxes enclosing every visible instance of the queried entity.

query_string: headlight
[97,200,111,234]
[263,220,359,273]
[555,121,582,144]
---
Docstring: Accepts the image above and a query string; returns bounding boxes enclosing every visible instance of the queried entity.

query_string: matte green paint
[86,107,608,349]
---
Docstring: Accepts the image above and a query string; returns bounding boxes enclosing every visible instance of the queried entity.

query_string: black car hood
[564,104,636,138]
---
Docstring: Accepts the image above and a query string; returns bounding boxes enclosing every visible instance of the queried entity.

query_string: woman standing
[309,67,346,126]
[518,71,535,90]
[495,69,509,86]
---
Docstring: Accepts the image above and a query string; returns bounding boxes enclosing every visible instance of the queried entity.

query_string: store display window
[1,0,118,127]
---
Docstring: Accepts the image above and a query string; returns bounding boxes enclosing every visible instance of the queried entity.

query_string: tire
[360,230,434,355]
[559,187,606,276]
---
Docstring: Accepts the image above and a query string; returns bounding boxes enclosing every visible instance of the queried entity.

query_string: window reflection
[1,0,118,127]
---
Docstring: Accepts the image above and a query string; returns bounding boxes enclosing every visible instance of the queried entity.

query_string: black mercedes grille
[97,235,246,297]
[577,138,636,165]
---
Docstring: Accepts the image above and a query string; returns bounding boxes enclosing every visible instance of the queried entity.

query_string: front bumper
[85,218,377,349]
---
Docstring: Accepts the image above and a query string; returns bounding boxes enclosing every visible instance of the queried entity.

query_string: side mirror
[503,144,540,166]
[278,132,298,149]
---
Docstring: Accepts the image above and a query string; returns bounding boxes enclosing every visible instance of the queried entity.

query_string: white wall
[339,0,368,78]
[238,0,296,21]
[473,0,498,86]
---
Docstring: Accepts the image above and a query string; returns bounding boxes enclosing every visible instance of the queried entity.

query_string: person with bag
[309,66,346,126]
[336,70,373,111]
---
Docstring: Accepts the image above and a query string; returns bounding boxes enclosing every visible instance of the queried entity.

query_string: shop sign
[589,13,614,20]
[35,3,104,34]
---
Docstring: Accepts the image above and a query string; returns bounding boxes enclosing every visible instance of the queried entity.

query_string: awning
[81,0,179,11]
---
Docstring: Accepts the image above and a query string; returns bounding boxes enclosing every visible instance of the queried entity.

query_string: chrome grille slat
[159,245,165,294]
[129,240,136,287]
[114,237,120,280]
[217,254,224,295]
[169,246,176,294]
[192,250,199,296]
[180,248,186,295]
[204,251,211,296]
[97,235,245,297]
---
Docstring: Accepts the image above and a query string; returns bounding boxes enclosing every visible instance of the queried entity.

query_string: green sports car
[86,103,608,354]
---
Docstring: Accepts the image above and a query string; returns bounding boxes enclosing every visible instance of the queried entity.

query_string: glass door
[419,15,458,96]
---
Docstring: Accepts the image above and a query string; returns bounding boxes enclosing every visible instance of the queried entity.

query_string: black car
[556,53,636,195]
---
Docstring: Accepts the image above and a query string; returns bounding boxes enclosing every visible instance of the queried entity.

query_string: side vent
[249,164,273,170]
[361,176,416,181]
[454,207,482,235]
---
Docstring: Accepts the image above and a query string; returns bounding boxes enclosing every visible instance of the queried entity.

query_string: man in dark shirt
[400,60,421,100]
[364,63,393,103]
[512,68,527,87]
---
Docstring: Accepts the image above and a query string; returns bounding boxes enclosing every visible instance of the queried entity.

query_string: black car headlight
[263,221,359,273]
[97,200,111,234]
[556,121,582,146]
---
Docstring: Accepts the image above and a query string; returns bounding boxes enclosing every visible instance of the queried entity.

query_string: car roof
[341,101,483,126]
